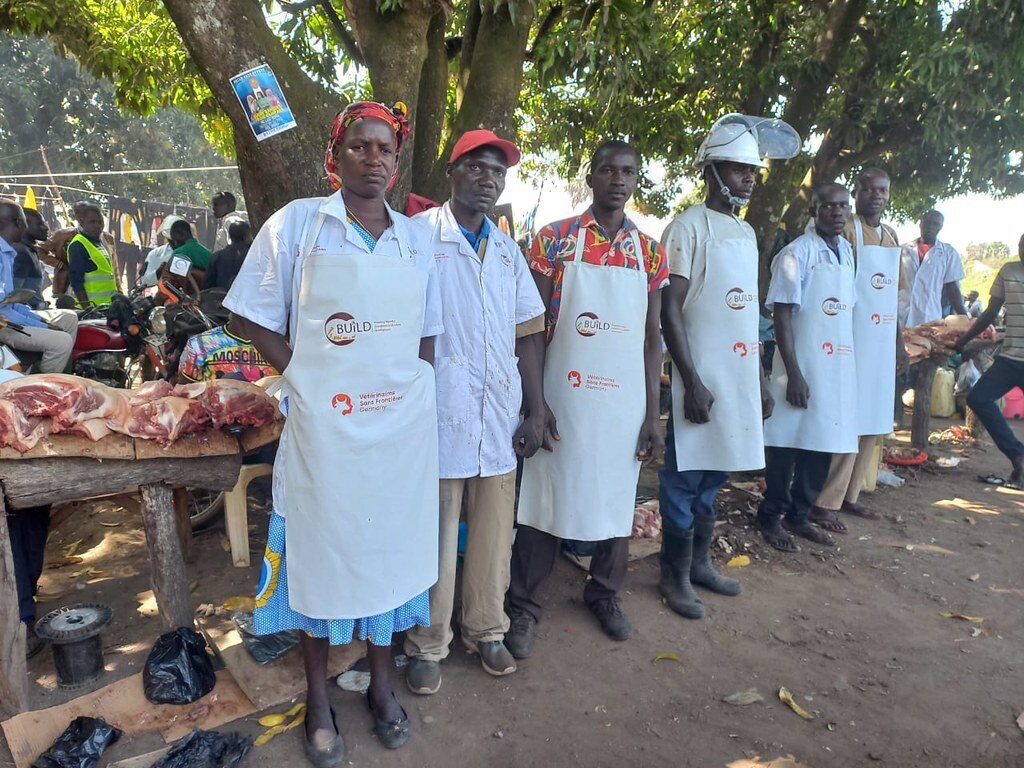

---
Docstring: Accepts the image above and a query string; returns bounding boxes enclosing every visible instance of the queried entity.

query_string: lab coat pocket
[435,356,471,426]
[503,357,524,421]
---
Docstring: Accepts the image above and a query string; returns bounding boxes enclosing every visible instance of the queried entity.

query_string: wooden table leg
[912,358,939,450]
[172,487,196,565]
[139,483,194,630]
[0,494,29,717]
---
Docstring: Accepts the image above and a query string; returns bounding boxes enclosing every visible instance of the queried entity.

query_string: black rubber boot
[690,515,741,596]
[658,529,704,619]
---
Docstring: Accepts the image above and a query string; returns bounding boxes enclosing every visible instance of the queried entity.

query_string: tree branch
[281,0,365,65]
[529,4,564,56]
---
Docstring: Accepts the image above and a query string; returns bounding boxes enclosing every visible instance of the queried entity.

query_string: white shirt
[662,203,755,308]
[224,191,443,343]
[224,192,444,518]
[417,203,545,479]
[899,239,965,326]
[214,211,249,252]
[140,243,173,287]
[766,230,856,311]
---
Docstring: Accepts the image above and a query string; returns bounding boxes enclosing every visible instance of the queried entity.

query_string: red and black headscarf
[324,100,410,191]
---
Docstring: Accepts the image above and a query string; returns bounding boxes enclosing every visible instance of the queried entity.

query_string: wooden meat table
[0,423,280,718]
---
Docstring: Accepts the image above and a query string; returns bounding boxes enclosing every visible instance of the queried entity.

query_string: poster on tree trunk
[230,64,297,142]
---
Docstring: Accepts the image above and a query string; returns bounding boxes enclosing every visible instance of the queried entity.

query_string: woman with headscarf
[224,101,442,765]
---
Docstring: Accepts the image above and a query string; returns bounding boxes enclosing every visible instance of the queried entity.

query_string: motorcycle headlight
[148,306,167,335]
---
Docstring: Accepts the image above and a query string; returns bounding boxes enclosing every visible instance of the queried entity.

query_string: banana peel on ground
[778,687,814,720]
[255,703,306,745]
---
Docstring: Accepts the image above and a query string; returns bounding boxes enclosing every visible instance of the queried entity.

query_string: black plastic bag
[234,611,298,665]
[32,716,122,768]
[149,729,252,768]
[143,627,216,705]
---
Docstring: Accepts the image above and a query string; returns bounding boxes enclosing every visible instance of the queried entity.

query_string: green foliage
[0,35,238,205]
[962,241,1013,297]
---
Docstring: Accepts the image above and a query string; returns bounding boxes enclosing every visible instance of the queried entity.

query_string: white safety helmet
[694,114,802,170]
[695,123,766,169]
[159,214,185,238]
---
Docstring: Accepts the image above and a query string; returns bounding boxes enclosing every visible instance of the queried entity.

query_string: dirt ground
[4,415,1024,768]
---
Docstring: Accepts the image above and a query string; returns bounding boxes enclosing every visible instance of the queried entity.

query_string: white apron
[517,228,648,540]
[852,217,899,436]
[670,210,764,471]
[763,257,858,455]
[281,214,439,619]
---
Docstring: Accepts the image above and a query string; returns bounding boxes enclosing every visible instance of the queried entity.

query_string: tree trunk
[344,0,437,209]
[745,0,868,292]
[411,10,452,203]
[160,0,336,228]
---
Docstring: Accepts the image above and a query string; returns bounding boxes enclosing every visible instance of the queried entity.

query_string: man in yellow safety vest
[67,202,117,308]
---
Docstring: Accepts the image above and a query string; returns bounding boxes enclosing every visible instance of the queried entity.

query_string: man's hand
[682,378,714,424]
[636,418,664,462]
[513,414,545,459]
[761,380,775,420]
[541,402,560,452]
[786,372,809,408]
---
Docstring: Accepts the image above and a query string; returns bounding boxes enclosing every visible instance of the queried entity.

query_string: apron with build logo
[517,227,649,541]
[763,257,858,455]
[852,217,900,436]
[670,209,764,471]
[281,213,439,620]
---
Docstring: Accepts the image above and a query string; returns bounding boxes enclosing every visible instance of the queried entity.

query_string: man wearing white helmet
[139,214,185,287]
[657,117,789,618]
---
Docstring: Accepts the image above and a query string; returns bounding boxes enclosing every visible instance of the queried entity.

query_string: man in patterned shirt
[957,233,1024,487]
[178,313,277,383]
[505,140,669,656]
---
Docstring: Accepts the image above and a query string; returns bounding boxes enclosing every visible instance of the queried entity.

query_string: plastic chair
[225,463,273,567]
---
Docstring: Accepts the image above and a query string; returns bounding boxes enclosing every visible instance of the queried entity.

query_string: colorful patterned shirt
[178,323,278,382]
[528,208,669,338]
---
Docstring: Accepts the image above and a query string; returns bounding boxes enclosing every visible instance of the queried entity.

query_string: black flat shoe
[367,692,411,749]
[303,706,346,768]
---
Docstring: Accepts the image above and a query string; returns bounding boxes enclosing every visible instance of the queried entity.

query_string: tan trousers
[816,435,880,510]
[405,471,516,661]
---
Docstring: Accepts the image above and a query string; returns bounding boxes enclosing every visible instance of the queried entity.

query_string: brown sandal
[841,501,880,520]
[809,506,848,533]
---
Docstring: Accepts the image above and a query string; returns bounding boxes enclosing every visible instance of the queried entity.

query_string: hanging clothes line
[0,180,119,197]
[0,164,239,180]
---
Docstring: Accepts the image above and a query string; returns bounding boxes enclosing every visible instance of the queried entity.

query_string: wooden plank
[238,420,283,453]
[133,430,240,460]
[172,487,196,565]
[0,453,241,509]
[0,432,134,461]
[199,617,362,711]
[0,670,254,768]
[139,483,193,630]
[0,495,29,718]
[912,358,939,450]
[107,747,170,768]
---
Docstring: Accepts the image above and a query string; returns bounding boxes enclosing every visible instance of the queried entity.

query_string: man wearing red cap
[405,130,547,694]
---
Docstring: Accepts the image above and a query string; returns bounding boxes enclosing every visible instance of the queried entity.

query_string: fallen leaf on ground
[778,687,814,720]
[258,702,305,727]
[63,539,82,557]
[652,652,681,664]
[723,689,763,705]
[255,706,306,746]
[941,612,984,623]
[222,596,256,612]
[220,536,231,552]
[47,556,84,568]
[968,573,980,582]
[727,555,751,567]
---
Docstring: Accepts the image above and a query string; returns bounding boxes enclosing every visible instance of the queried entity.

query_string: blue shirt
[457,217,491,253]
[0,235,46,328]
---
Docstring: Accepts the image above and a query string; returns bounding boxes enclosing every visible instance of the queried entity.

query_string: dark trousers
[757,447,831,527]
[9,505,51,622]
[659,405,729,534]
[507,524,628,623]
[967,356,1024,460]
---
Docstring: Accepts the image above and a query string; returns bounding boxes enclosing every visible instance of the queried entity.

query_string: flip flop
[1004,482,1024,491]
[809,507,848,533]
[783,519,836,547]
[840,501,881,520]
[759,523,798,553]
[978,474,1006,485]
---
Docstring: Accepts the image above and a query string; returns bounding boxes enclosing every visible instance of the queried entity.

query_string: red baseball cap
[449,129,521,167]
